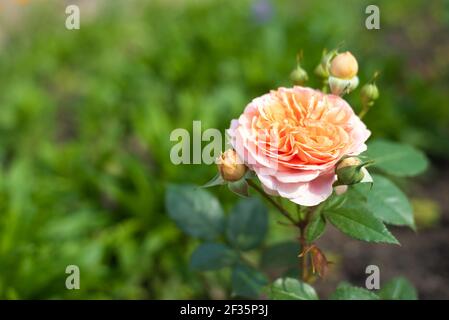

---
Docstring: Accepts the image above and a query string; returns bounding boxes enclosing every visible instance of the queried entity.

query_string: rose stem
[248,179,313,282]
[247,180,297,225]
[358,100,372,119]
[298,208,313,282]
[300,233,308,281]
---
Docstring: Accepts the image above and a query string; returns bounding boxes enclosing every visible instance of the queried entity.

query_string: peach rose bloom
[228,86,370,206]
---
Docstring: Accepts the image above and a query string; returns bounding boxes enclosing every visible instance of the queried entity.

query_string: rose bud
[330,51,358,79]
[314,63,328,78]
[217,149,247,182]
[290,52,309,85]
[290,66,309,85]
[328,51,359,96]
[314,49,337,78]
[335,157,365,185]
[361,82,379,104]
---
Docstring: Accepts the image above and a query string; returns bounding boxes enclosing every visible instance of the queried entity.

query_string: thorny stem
[248,180,316,282]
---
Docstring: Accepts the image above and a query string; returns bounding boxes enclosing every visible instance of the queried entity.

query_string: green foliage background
[0,0,447,298]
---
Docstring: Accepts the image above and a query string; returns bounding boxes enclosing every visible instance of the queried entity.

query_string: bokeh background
[0,0,448,299]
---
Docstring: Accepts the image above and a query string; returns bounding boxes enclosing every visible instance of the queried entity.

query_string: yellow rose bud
[330,51,359,79]
[217,149,247,182]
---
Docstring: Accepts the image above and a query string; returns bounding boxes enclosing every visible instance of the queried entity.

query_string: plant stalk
[298,208,313,282]
[248,180,315,282]
[359,100,372,119]
[247,180,297,225]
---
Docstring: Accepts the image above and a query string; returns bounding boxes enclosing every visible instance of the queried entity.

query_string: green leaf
[270,277,318,300]
[323,203,399,244]
[190,243,237,271]
[330,283,380,300]
[379,277,418,300]
[261,242,300,271]
[226,197,268,250]
[306,212,326,242]
[363,139,428,177]
[231,263,268,298]
[362,174,415,229]
[166,184,225,240]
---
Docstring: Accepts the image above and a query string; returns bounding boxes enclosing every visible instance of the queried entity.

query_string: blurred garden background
[0,0,448,299]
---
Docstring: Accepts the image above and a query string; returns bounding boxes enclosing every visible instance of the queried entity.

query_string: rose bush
[167,49,429,300]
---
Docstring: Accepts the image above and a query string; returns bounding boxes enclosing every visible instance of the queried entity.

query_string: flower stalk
[359,72,380,119]
[298,208,313,282]
[247,180,297,226]
[248,179,314,282]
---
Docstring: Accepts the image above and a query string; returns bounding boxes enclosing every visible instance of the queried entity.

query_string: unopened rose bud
[314,49,337,78]
[314,63,328,78]
[290,66,308,85]
[217,150,247,182]
[335,157,365,185]
[329,75,359,96]
[330,51,358,79]
[337,156,362,168]
[361,83,379,103]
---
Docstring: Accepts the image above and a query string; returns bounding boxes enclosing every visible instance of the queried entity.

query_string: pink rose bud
[330,51,359,79]
[217,149,247,182]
